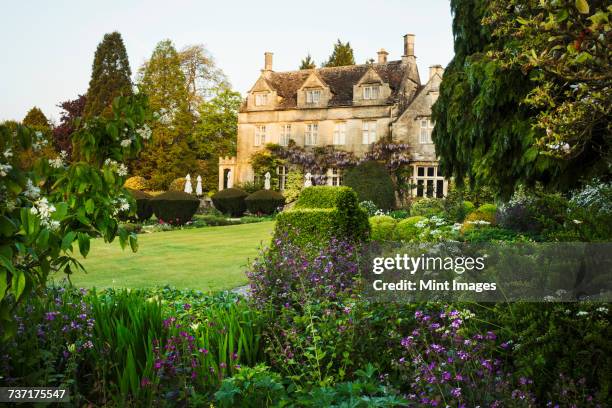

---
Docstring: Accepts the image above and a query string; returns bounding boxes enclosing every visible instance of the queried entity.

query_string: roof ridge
[271,60,403,76]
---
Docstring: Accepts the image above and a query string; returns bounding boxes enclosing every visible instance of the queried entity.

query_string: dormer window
[305,89,321,104]
[420,118,434,144]
[255,93,268,106]
[363,85,380,100]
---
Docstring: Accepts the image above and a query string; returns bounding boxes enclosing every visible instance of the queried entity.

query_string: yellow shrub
[461,210,496,233]
[169,177,186,192]
[124,176,148,191]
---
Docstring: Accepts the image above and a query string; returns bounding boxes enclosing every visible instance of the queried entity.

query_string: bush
[245,190,285,215]
[446,200,475,222]
[211,188,248,217]
[275,186,369,247]
[360,200,379,217]
[236,180,263,194]
[151,191,200,225]
[369,215,397,241]
[127,189,154,221]
[124,176,148,191]
[389,209,410,219]
[477,203,497,219]
[394,216,426,241]
[410,198,445,217]
[344,161,396,210]
[168,177,186,192]
[282,171,303,203]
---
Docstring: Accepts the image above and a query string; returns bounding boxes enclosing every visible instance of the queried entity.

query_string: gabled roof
[244,60,417,111]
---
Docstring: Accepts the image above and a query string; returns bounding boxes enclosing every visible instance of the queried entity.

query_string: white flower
[3,148,12,159]
[112,197,130,215]
[30,197,58,229]
[118,164,128,177]
[0,163,12,177]
[24,179,40,199]
[35,131,43,138]
[576,311,589,317]
[572,219,583,224]
[452,223,462,231]
[49,151,68,169]
[120,138,132,148]
[596,307,608,313]
[136,124,152,140]
[104,158,118,167]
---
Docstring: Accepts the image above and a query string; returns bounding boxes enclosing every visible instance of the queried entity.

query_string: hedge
[212,188,248,217]
[151,191,200,225]
[275,186,369,247]
[394,216,426,241]
[343,161,395,210]
[124,176,148,191]
[127,189,153,221]
[245,190,285,215]
[369,215,397,241]
[410,198,445,217]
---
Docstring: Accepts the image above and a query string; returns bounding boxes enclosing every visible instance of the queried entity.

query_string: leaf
[516,16,530,25]
[128,234,138,253]
[575,0,589,14]
[0,216,17,237]
[77,232,90,258]
[524,147,538,163]
[85,199,95,215]
[0,269,7,301]
[61,231,77,251]
[11,269,26,300]
[555,9,569,22]
[36,229,50,249]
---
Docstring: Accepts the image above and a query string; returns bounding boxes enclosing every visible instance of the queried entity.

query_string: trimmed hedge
[343,161,396,210]
[127,189,154,221]
[394,216,426,241]
[245,190,285,215]
[410,198,445,217]
[275,186,369,247]
[211,188,248,217]
[369,215,397,241]
[124,176,148,191]
[151,191,200,225]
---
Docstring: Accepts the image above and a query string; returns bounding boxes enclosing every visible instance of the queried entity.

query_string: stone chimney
[377,48,389,64]
[428,65,444,80]
[264,52,273,71]
[403,34,415,57]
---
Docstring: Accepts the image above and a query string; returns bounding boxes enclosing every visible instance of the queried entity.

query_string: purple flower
[451,387,462,398]
[183,303,191,311]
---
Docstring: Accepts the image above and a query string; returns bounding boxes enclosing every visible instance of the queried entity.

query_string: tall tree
[178,44,229,112]
[22,107,50,129]
[192,87,242,191]
[300,53,316,69]
[16,107,55,167]
[136,39,196,189]
[83,32,132,118]
[323,40,355,67]
[53,95,86,157]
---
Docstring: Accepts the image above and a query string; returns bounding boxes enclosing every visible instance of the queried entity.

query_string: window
[419,118,434,144]
[254,125,266,146]
[255,93,268,106]
[362,121,377,144]
[305,123,318,146]
[413,165,445,198]
[363,85,380,100]
[277,165,287,191]
[279,124,291,146]
[327,168,342,186]
[306,89,321,104]
[333,122,346,145]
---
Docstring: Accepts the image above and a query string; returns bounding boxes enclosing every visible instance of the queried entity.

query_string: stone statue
[226,169,233,188]
[184,173,193,194]
[304,172,312,187]
[264,172,271,190]
[196,175,203,196]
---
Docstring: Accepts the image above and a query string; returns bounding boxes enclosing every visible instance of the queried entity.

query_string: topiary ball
[211,188,248,217]
[127,189,154,221]
[124,176,149,191]
[344,161,396,210]
[394,216,426,241]
[369,215,398,241]
[151,191,200,225]
[245,190,285,215]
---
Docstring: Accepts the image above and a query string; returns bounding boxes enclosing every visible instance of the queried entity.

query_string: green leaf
[36,229,50,249]
[0,269,7,301]
[11,269,26,300]
[128,234,138,253]
[575,51,593,63]
[555,9,569,22]
[77,233,90,257]
[516,16,529,25]
[85,199,95,215]
[0,216,17,237]
[52,202,68,220]
[524,147,538,163]
[576,0,589,14]
[61,231,77,251]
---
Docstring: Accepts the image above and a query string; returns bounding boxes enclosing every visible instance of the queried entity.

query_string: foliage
[151,191,200,225]
[12,108,56,168]
[569,179,612,241]
[249,149,283,190]
[0,94,150,336]
[245,190,285,215]
[477,203,497,219]
[83,32,132,118]
[299,53,316,69]
[214,364,286,408]
[127,189,153,221]
[168,177,186,192]
[282,170,303,203]
[211,188,248,217]
[447,200,475,223]
[23,107,50,129]
[388,209,410,220]
[343,161,396,210]
[124,175,148,191]
[359,200,379,217]
[393,216,426,242]
[461,226,525,243]
[52,94,86,158]
[369,215,397,241]
[236,180,263,194]
[323,39,356,67]
[410,198,445,217]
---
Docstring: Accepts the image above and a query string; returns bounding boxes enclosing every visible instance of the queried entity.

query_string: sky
[0,0,454,123]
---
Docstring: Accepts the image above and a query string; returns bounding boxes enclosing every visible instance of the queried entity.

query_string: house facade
[219,34,448,198]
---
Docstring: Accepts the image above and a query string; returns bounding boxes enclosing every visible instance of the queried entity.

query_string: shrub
[215,365,286,408]
[236,180,263,194]
[275,186,369,247]
[360,200,379,217]
[168,177,186,192]
[282,170,303,203]
[369,215,397,241]
[127,189,153,221]
[245,190,285,215]
[151,191,200,225]
[477,203,497,219]
[211,188,248,217]
[446,200,475,222]
[394,216,426,241]
[389,209,410,219]
[461,210,496,233]
[124,176,148,191]
[410,198,445,217]
[344,161,395,210]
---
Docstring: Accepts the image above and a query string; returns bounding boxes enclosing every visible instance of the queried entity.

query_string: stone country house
[219,33,448,199]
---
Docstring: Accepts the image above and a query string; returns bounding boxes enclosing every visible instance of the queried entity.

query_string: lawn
[61,221,274,291]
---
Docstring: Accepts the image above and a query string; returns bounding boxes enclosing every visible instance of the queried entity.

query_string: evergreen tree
[323,40,355,67]
[299,54,316,69]
[22,107,50,129]
[19,107,54,167]
[136,39,196,189]
[83,32,132,118]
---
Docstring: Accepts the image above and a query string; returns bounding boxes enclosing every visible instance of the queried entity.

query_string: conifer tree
[83,32,132,118]
[299,54,316,69]
[22,107,50,129]
[323,40,355,67]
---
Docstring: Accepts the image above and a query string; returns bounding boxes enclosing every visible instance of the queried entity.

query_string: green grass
[61,221,274,291]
